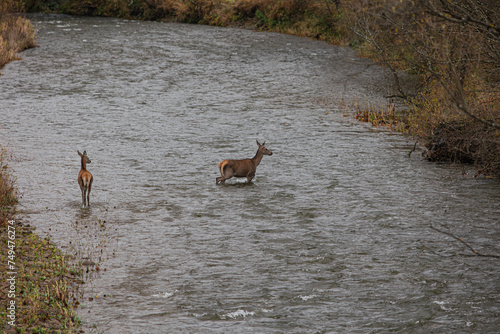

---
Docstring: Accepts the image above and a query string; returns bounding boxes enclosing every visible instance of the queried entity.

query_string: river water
[1,14,499,333]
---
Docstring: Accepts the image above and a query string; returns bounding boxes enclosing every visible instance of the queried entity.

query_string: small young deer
[216,140,273,184]
[77,150,93,207]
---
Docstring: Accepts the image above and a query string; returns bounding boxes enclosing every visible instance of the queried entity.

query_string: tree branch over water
[430,223,500,259]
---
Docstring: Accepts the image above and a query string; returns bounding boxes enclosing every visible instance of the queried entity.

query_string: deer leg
[81,187,86,207]
[216,175,229,184]
[246,172,255,183]
[87,179,93,207]
[217,168,233,184]
[79,181,85,207]
[216,172,224,184]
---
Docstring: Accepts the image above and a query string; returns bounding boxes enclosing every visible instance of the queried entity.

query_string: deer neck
[252,148,264,167]
[81,157,87,171]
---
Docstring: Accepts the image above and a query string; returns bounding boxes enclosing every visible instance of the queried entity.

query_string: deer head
[78,150,92,165]
[257,140,273,156]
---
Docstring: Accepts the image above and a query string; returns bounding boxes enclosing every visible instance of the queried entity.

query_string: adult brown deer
[216,140,273,184]
[77,150,93,207]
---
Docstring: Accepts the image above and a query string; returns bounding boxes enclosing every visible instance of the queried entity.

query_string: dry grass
[353,102,408,131]
[0,223,84,333]
[0,7,37,72]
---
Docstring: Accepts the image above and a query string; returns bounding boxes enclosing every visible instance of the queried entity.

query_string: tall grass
[0,0,37,71]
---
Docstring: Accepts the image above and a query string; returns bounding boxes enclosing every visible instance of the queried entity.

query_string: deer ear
[256,140,261,146]
[78,150,82,156]
[83,151,87,156]
[262,141,266,146]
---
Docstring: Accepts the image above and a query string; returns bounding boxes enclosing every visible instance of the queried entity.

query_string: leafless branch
[430,223,500,259]
[344,11,410,101]
[425,0,500,38]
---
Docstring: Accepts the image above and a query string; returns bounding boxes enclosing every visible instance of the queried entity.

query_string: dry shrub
[0,147,17,225]
[235,0,318,27]
[231,0,342,41]
[407,78,500,174]
[422,114,500,176]
[0,6,37,71]
[63,0,120,16]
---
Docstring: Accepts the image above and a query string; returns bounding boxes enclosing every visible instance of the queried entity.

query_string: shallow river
[1,14,499,333]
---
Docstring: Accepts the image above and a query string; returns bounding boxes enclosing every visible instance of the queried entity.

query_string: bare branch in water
[430,224,500,259]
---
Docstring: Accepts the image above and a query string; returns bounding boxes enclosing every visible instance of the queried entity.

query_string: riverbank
[0,147,83,333]
[0,1,37,72]
[18,0,498,176]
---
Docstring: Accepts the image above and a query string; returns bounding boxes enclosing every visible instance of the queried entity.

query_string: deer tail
[80,172,92,188]
[219,160,229,175]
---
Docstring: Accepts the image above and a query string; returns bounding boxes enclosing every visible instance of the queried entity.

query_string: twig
[430,224,500,259]
[422,244,453,258]
[408,142,417,159]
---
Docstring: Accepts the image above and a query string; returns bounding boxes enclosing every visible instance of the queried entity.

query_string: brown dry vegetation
[6,0,500,177]
[0,0,498,328]
[0,0,37,72]
[0,148,17,222]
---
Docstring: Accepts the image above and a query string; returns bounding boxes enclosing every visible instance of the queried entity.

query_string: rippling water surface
[1,14,499,333]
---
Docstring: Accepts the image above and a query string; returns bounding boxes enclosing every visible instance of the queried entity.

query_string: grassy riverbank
[24,0,344,43]
[0,147,83,333]
[0,1,37,72]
